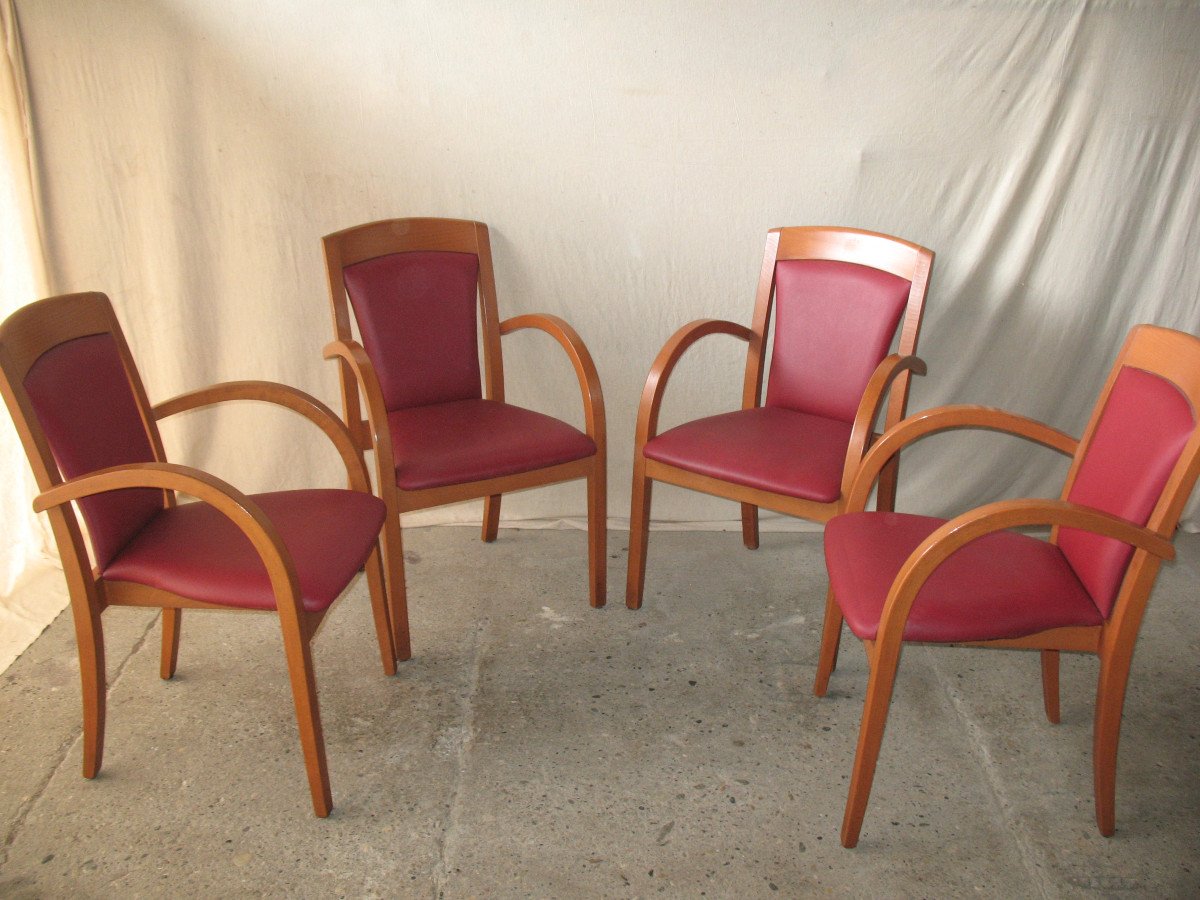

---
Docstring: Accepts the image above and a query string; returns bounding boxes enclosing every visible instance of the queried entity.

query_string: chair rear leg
[381,515,412,662]
[841,648,902,848]
[1040,650,1061,724]
[1093,647,1135,836]
[70,600,106,778]
[482,494,501,542]
[364,543,397,674]
[741,503,759,549]
[280,626,332,817]
[587,459,607,608]
[625,458,653,610]
[813,588,843,697]
[160,608,181,680]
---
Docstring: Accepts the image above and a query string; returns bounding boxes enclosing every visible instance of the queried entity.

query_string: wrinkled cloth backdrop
[2,1,1198,667]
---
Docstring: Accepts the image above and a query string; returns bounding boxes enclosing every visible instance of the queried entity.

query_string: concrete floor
[0,526,1196,898]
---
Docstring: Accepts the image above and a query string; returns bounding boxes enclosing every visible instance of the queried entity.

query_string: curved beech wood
[838,498,1174,848]
[625,318,754,609]
[153,380,370,493]
[844,405,1079,513]
[841,354,928,506]
[322,338,410,655]
[500,313,608,602]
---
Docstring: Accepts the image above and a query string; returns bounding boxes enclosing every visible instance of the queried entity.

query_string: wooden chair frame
[813,325,1200,847]
[0,292,399,817]
[322,217,608,624]
[626,226,933,608]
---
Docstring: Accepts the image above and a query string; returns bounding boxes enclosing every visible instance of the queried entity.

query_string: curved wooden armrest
[873,498,1175,659]
[152,380,369,492]
[323,339,396,501]
[499,313,605,440]
[841,354,927,494]
[635,318,755,445]
[845,405,1079,512]
[34,462,304,617]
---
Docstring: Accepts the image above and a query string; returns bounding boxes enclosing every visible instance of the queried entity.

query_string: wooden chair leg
[741,503,759,550]
[364,543,397,674]
[160,608,181,680]
[482,494,501,543]
[841,647,902,848]
[381,515,412,662]
[69,600,106,778]
[875,457,900,512]
[813,587,843,697]
[625,457,653,610]
[1040,649,1060,724]
[587,458,607,608]
[1093,647,1135,837]
[280,625,332,818]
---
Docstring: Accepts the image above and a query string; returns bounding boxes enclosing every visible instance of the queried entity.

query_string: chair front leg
[588,455,607,608]
[625,455,653,610]
[71,599,106,779]
[482,494,501,542]
[364,542,397,674]
[740,503,759,550]
[813,587,843,697]
[160,608,181,679]
[841,643,902,848]
[280,621,332,817]
[1040,650,1060,724]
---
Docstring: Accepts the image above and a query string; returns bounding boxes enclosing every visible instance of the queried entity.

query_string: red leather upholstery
[765,259,910,422]
[23,333,163,568]
[642,406,851,502]
[825,511,1104,642]
[387,399,596,491]
[1059,366,1194,616]
[343,251,483,410]
[103,490,386,613]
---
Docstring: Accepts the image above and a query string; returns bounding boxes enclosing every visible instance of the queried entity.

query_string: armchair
[0,292,398,817]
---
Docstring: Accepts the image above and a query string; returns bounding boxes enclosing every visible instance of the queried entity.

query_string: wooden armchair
[322,217,607,636]
[626,226,933,608]
[0,292,399,817]
[814,325,1200,846]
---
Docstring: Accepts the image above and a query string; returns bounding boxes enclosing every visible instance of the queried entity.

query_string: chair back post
[740,230,781,410]
[882,245,933,433]
[472,221,505,404]
[322,233,366,451]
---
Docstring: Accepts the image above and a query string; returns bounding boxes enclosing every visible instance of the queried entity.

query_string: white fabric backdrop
[4,2,1199,604]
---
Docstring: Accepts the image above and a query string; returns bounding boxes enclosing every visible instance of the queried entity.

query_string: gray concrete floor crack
[924,647,1055,900]
[0,610,159,866]
[430,617,488,899]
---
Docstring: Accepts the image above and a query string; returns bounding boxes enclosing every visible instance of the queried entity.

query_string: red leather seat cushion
[642,407,850,503]
[103,490,385,613]
[387,399,596,491]
[825,511,1104,642]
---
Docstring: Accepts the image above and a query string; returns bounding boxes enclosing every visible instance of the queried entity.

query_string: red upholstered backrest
[343,251,483,411]
[764,259,911,422]
[23,333,162,568]
[1059,366,1195,617]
